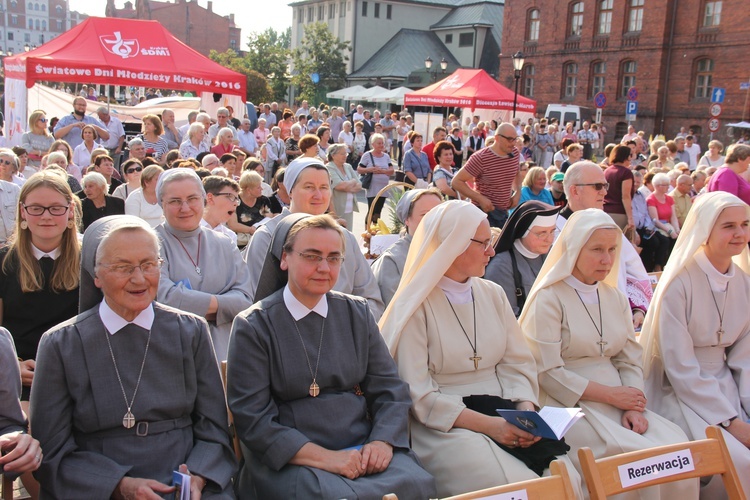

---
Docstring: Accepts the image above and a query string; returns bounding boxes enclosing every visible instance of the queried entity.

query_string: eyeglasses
[214,192,241,204]
[125,166,143,174]
[497,134,517,142]
[527,229,556,240]
[0,159,14,166]
[576,182,610,191]
[101,259,163,277]
[295,251,345,266]
[22,204,70,216]
[165,196,204,208]
[469,233,499,252]
[38,117,48,123]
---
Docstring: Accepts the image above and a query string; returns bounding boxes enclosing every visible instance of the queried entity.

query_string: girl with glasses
[0,171,80,497]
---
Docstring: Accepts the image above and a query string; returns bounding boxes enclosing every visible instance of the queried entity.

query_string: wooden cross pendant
[309,381,320,397]
[470,354,482,370]
[597,339,608,356]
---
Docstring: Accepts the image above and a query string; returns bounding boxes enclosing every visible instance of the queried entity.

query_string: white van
[544,104,594,131]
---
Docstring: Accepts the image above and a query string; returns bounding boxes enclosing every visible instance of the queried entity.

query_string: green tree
[246,27,290,102]
[209,49,271,103]
[292,23,350,104]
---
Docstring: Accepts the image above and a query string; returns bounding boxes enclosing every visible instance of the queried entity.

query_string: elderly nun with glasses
[30,216,236,499]
[154,168,252,362]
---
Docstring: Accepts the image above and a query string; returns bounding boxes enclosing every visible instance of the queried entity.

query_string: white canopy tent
[727,121,750,129]
[326,85,368,100]
[346,85,390,101]
[371,86,414,105]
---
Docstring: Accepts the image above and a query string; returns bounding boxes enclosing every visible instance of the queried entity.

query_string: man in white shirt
[259,104,276,127]
[237,119,259,157]
[295,100,310,118]
[684,135,702,171]
[0,179,20,245]
[178,111,198,139]
[352,105,365,123]
[96,106,126,171]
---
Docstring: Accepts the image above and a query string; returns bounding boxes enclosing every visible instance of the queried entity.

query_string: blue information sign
[711,87,725,103]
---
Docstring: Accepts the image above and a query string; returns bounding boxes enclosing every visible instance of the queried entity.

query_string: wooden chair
[441,460,578,499]
[2,474,14,500]
[578,426,745,499]
[220,360,243,462]
[647,271,662,291]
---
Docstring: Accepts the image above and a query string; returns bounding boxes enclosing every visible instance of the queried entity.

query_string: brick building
[501,0,749,147]
[105,0,241,57]
[0,0,87,55]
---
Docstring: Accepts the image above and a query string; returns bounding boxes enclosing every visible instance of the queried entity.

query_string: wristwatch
[720,417,737,428]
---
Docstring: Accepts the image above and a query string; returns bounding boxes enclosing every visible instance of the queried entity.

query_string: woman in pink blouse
[706,144,750,205]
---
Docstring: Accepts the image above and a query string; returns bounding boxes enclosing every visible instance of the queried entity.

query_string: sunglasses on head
[126,166,143,174]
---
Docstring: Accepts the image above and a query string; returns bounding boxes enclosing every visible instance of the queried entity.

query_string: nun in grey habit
[227,213,436,499]
[30,216,237,499]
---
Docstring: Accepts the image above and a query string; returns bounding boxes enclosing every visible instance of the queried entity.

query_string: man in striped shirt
[452,122,524,228]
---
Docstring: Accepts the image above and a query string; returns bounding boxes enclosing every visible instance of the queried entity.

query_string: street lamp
[511,51,525,118]
[425,56,448,83]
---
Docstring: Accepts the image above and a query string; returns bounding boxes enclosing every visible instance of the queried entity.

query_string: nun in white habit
[640,191,750,499]
[154,169,252,362]
[379,200,582,498]
[519,209,697,499]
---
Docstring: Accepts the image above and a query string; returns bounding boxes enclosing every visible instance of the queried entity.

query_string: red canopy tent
[3,17,245,97]
[404,68,536,113]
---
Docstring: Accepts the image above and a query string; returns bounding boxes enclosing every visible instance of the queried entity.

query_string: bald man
[669,174,694,227]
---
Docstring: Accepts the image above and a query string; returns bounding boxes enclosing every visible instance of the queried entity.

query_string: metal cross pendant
[123,411,135,429]
[309,381,320,397]
[597,339,608,356]
[470,354,482,370]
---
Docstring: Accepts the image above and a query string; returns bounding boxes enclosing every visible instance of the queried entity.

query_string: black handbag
[359,152,374,189]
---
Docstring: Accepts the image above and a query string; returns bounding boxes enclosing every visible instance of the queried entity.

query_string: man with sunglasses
[452,122,525,228]
[559,161,651,329]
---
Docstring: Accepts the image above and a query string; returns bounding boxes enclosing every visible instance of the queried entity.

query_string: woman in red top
[647,172,680,269]
[210,127,237,157]
[603,144,635,231]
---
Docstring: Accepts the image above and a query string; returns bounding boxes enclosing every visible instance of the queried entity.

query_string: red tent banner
[404,68,536,113]
[3,17,245,97]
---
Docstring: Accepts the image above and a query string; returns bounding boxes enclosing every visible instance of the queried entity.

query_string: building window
[34,3,39,10]
[56,5,62,14]
[621,60,637,97]
[362,1,367,16]
[445,33,453,44]
[318,5,324,20]
[598,0,612,35]
[7,32,13,40]
[374,2,379,17]
[297,8,303,23]
[329,3,335,19]
[386,4,391,19]
[38,34,43,44]
[230,39,236,49]
[35,19,39,30]
[569,2,584,37]
[56,19,62,29]
[340,1,346,17]
[308,7,313,22]
[527,9,540,41]
[627,0,644,32]
[28,18,33,29]
[590,61,606,96]
[11,15,17,25]
[42,20,46,30]
[703,1,722,27]
[523,64,535,97]
[41,3,45,11]
[27,1,31,8]
[458,32,474,47]
[24,33,30,42]
[564,62,578,97]
[694,58,714,99]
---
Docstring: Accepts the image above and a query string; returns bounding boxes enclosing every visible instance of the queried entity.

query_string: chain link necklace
[292,317,326,397]
[104,327,152,429]
[706,274,729,344]
[575,289,607,356]
[446,289,481,370]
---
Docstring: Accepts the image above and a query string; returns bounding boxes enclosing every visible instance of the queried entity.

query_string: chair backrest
[441,460,578,499]
[578,426,745,500]
[647,271,662,291]
[220,360,243,462]
[2,474,14,500]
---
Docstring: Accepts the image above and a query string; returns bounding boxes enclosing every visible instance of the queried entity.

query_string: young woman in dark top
[0,171,80,403]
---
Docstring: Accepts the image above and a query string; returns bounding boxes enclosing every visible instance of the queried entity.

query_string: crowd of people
[1,92,750,500]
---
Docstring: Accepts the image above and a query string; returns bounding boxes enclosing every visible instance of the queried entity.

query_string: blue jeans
[487,208,509,228]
